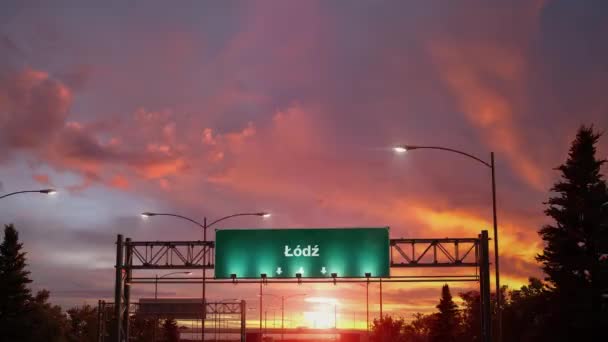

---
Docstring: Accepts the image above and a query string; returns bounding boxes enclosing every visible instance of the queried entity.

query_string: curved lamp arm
[0,189,56,200]
[141,212,269,230]
[207,212,269,229]
[141,212,205,229]
[395,145,491,168]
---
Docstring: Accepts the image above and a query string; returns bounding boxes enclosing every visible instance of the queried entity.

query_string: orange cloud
[32,173,51,185]
[135,158,186,179]
[429,41,546,191]
[109,175,130,190]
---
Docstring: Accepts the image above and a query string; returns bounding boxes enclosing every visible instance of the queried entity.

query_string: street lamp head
[259,212,271,218]
[40,189,56,195]
[141,212,156,218]
[393,145,418,153]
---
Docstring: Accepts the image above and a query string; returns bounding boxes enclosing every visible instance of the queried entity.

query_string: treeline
[0,223,181,342]
[371,126,608,342]
[371,280,550,342]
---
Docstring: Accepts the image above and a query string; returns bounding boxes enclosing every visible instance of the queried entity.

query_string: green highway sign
[215,228,390,279]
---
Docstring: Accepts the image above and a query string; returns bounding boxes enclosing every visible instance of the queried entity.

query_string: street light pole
[260,293,306,341]
[0,189,56,200]
[366,281,369,335]
[394,145,502,342]
[260,281,263,338]
[379,278,383,319]
[334,302,337,329]
[152,271,191,342]
[141,211,269,341]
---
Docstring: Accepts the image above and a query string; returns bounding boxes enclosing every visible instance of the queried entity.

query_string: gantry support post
[479,230,492,342]
[123,238,132,340]
[97,300,103,342]
[114,235,124,342]
[241,300,246,342]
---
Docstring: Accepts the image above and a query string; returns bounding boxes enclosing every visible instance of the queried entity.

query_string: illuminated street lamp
[0,188,56,200]
[140,211,270,338]
[394,144,502,341]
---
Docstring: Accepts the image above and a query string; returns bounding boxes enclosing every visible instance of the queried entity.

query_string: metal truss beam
[390,237,479,267]
[128,275,479,284]
[126,240,214,269]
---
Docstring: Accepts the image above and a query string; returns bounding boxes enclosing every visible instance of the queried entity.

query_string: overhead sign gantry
[111,227,492,342]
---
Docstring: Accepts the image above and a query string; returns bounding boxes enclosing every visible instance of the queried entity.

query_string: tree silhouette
[370,315,407,342]
[403,312,435,342]
[0,224,34,340]
[502,278,551,342]
[162,317,180,342]
[24,289,69,342]
[67,304,98,342]
[458,291,481,341]
[429,284,460,342]
[129,312,158,342]
[537,125,608,340]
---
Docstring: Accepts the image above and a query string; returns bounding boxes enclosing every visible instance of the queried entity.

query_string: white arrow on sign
[276,267,282,275]
[321,267,327,275]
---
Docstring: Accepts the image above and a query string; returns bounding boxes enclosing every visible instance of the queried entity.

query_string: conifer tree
[537,125,608,340]
[0,224,33,340]
[430,284,460,342]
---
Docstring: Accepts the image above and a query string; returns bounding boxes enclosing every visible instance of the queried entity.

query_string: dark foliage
[370,315,408,342]
[67,304,98,342]
[162,317,180,342]
[0,224,34,340]
[537,125,608,340]
[429,285,459,342]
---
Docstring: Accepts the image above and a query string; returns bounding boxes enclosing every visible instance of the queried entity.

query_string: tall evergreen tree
[430,284,460,342]
[537,125,608,340]
[0,224,33,340]
[162,317,180,342]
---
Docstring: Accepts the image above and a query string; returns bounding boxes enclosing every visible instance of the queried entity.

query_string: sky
[1,0,608,327]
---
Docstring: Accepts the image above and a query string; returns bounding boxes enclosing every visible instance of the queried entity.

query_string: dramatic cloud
[0,0,607,320]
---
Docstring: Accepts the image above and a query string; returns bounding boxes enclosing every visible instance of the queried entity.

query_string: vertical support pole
[366,280,369,336]
[334,303,337,329]
[379,278,383,319]
[480,230,492,342]
[97,300,103,342]
[114,234,124,342]
[153,274,158,342]
[259,280,263,340]
[491,152,502,342]
[379,277,383,341]
[202,217,207,341]
[241,300,246,342]
[123,238,132,341]
[281,296,285,341]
